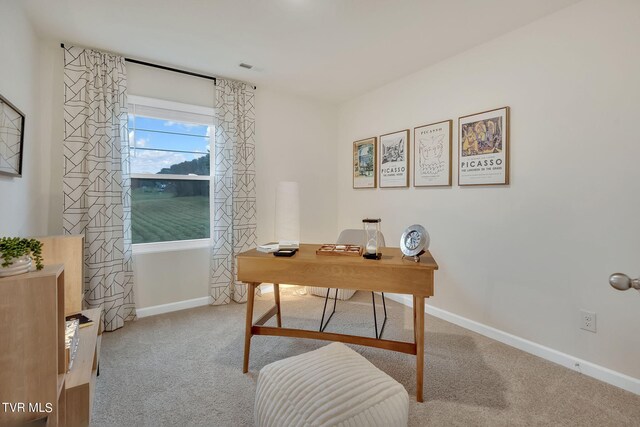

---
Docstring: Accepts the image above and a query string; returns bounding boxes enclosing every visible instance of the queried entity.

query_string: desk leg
[412,296,417,343]
[415,296,425,402]
[273,283,282,327]
[243,283,256,373]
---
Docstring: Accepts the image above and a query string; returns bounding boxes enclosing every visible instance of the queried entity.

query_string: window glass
[128,98,212,245]
[131,179,210,244]
[131,150,210,175]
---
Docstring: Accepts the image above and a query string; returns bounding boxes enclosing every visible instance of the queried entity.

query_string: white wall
[39,41,64,235]
[255,87,338,245]
[37,53,338,308]
[337,0,640,379]
[0,0,49,237]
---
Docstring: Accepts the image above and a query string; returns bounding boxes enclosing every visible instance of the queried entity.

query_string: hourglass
[363,218,382,260]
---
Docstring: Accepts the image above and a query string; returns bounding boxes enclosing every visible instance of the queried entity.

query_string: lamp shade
[275,181,300,242]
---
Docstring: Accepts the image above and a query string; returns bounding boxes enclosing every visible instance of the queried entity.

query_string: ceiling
[22,0,580,103]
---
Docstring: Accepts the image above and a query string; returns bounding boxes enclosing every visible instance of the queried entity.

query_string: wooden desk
[237,244,438,402]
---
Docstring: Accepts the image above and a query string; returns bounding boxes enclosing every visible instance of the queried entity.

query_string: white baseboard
[384,293,640,395]
[136,285,274,318]
[136,296,212,318]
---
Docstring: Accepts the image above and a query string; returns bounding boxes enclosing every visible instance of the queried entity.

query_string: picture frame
[353,137,377,189]
[413,120,452,187]
[0,94,25,177]
[379,129,410,188]
[458,106,509,186]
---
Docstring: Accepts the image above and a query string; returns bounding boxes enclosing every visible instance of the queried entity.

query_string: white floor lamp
[275,181,300,245]
[274,181,304,294]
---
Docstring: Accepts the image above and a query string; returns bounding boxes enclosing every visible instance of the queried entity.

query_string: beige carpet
[92,288,640,426]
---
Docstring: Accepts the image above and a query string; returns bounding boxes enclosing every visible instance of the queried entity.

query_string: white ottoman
[255,342,409,427]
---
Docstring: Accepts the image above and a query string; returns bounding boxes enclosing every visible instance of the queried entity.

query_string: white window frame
[128,95,214,254]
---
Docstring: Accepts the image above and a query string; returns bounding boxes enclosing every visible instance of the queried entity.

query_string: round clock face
[400,224,429,257]
[406,230,421,250]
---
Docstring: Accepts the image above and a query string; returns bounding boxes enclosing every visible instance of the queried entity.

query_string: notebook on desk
[257,240,300,253]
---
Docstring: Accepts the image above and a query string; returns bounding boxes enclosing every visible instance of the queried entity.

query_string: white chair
[309,229,388,339]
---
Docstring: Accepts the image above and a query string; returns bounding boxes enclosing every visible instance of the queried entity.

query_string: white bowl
[0,255,33,277]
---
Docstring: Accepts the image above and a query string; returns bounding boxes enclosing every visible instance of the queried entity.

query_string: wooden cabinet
[0,265,66,427]
[1,237,102,427]
[39,235,85,316]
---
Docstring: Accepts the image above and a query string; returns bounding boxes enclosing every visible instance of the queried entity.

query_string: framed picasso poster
[414,120,452,187]
[353,137,377,189]
[458,107,510,186]
[379,129,409,188]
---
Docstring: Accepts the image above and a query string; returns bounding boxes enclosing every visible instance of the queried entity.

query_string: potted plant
[0,237,44,277]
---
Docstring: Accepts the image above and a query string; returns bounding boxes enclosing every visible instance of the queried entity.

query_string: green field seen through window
[131,181,209,244]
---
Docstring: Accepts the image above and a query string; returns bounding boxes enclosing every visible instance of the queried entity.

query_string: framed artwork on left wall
[0,94,25,177]
[353,137,377,188]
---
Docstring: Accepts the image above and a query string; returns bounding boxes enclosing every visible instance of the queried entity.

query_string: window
[128,96,213,248]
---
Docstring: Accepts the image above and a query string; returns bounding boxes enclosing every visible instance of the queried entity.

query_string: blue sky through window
[129,115,211,175]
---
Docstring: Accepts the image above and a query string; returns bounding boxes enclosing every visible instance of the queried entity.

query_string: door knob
[609,273,640,291]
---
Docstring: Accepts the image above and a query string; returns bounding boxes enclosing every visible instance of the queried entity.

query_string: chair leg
[372,292,388,339]
[382,292,387,319]
[319,288,339,332]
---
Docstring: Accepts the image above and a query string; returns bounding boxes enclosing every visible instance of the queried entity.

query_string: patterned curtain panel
[62,46,136,331]
[210,79,257,304]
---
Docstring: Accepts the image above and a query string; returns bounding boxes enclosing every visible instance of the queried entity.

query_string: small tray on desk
[316,244,363,256]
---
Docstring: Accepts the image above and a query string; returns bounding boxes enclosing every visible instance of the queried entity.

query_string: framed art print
[353,137,377,188]
[379,129,409,188]
[0,94,25,177]
[458,106,509,186]
[414,120,452,187]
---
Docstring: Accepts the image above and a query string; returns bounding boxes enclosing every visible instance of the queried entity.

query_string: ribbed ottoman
[255,342,409,427]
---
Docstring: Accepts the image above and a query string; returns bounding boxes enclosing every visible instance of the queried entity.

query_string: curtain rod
[59,43,257,89]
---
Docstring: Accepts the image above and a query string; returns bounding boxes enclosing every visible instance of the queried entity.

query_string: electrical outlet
[580,310,596,333]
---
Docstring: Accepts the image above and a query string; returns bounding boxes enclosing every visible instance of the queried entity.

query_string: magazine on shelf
[66,312,93,328]
[65,319,80,371]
